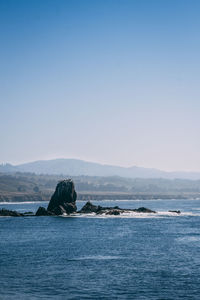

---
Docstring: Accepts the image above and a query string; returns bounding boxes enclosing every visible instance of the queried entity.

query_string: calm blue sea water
[0,199,200,299]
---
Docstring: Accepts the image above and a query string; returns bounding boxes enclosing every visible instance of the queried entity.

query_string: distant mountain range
[0,159,200,180]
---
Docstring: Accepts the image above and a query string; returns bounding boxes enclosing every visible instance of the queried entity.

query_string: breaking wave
[61,210,200,219]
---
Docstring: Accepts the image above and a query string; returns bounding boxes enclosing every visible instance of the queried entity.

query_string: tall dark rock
[47,179,77,215]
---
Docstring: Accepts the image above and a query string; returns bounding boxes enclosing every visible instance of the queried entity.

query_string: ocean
[0,199,200,299]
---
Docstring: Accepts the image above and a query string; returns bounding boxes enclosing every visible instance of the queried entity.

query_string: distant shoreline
[0,191,200,203]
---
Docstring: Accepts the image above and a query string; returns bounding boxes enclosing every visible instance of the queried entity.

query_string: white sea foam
[67,255,123,261]
[62,210,200,219]
[176,236,200,244]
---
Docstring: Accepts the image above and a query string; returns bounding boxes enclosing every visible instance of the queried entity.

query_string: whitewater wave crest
[61,210,200,219]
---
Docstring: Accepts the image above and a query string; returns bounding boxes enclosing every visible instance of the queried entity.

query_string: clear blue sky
[0,0,200,171]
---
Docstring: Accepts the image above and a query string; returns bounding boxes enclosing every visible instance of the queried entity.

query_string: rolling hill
[0,159,200,179]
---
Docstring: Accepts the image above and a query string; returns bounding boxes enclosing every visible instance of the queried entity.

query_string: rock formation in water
[78,201,156,215]
[35,179,77,216]
[35,207,54,216]
[47,179,77,215]
[0,208,24,217]
[168,210,181,214]
[1,179,173,217]
[0,208,34,217]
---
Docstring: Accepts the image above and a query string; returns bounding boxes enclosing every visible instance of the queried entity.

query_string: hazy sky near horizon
[1,0,200,171]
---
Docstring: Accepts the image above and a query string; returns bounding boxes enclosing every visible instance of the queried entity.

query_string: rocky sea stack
[48,179,77,214]
[36,179,77,216]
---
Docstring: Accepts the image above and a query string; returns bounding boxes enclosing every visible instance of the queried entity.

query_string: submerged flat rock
[0,208,24,217]
[168,210,181,214]
[0,208,34,217]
